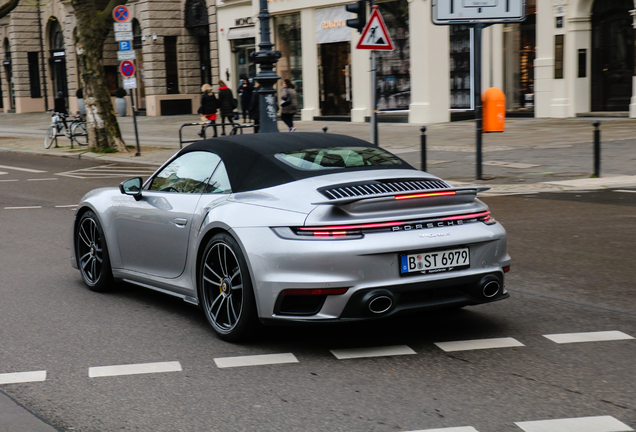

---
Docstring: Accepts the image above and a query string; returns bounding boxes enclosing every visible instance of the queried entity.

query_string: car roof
[178,132,415,193]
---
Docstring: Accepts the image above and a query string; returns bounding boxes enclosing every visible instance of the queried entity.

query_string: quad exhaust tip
[482,280,501,298]
[367,293,393,315]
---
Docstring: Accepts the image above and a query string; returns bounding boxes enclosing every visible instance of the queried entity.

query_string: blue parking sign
[119,41,132,51]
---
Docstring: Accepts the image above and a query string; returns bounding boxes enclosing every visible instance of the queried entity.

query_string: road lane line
[55,204,78,208]
[614,190,636,193]
[0,371,47,385]
[330,345,416,360]
[88,361,182,378]
[0,171,7,175]
[0,179,18,182]
[214,353,298,368]
[4,206,42,210]
[434,337,524,352]
[543,330,634,344]
[27,178,58,181]
[515,415,634,432]
[405,428,479,432]
[0,164,47,173]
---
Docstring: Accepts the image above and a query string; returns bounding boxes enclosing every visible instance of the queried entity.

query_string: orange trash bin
[482,87,506,133]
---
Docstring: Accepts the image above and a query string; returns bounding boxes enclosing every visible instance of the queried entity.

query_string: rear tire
[44,126,56,149]
[199,233,258,342]
[71,121,88,146]
[76,211,114,292]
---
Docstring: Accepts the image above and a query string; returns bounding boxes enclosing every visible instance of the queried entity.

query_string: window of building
[28,52,41,98]
[275,13,302,109]
[450,25,472,110]
[503,0,536,111]
[164,36,180,94]
[376,0,410,111]
[554,35,564,79]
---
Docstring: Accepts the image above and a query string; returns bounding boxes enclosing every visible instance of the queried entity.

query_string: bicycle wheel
[44,125,57,149]
[71,121,88,146]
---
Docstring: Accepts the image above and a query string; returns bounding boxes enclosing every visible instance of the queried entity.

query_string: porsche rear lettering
[392,219,467,231]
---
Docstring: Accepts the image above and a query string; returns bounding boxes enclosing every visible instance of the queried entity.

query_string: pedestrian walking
[197,83,217,137]
[249,82,260,133]
[280,79,298,132]
[238,79,254,123]
[217,80,236,135]
[54,91,69,133]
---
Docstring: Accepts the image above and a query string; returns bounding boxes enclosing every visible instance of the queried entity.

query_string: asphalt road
[0,153,634,432]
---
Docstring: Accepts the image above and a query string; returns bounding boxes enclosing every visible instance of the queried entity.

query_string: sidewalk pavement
[1,111,636,195]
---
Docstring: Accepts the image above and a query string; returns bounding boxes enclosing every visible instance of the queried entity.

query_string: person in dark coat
[197,84,217,137]
[238,79,254,123]
[280,79,298,132]
[217,80,235,135]
[249,82,260,134]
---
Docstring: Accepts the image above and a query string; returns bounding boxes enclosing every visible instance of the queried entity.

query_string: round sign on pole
[113,5,131,23]
[120,60,135,77]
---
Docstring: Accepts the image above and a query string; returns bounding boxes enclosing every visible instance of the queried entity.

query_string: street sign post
[119,60,135,77]
[123,78,137,89]
[114,22,132,32]
[112,5,131,23]
[117,51,136,61]
[115,31,134,42]
[432,0,526,24]
[432,0,526,180]
[119,41,132,51]
[355,6,394,147]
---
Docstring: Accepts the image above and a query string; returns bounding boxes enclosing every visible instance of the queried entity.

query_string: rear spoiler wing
[311,186,490,206]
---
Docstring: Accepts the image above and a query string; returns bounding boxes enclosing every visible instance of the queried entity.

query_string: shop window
[275,13,302,109]
[578,49,586,78]
[28,52,41,98]
[554,35,564,79]
[376,0,410,111]
[164,36,180,94]
[450,25,472,110]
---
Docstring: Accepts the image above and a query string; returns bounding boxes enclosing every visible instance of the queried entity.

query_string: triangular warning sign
[357,7,394,51]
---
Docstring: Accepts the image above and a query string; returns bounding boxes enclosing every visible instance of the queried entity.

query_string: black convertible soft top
[178,132,414,193]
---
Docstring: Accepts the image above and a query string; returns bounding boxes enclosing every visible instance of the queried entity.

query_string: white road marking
[0,370,47,385]
[27,178,58,181]
[330,345,416,360]
[0,164,47,173]
[614,189,636,193]
[55,204,78,208]
[0,179,18,182]
[88,361,182,378]
[543,330,634,344]
[484,161,541,169]
[515,415,634,432]
[0,171,7,175]
[214,353,298,368]
[435,337,524,352]
[56,164,157,179]
[4,206,43,210]
[405,428,479,432]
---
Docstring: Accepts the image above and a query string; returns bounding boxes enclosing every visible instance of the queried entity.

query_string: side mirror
[119,177,143,201]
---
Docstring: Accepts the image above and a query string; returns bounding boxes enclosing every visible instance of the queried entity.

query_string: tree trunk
[72,0,128,153]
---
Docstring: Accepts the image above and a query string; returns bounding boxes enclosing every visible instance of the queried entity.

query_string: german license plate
[400,248,470,275]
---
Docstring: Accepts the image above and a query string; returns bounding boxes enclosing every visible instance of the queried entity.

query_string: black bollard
[322,126,328,133]
[420,126,427,172]
[593,120,601,178]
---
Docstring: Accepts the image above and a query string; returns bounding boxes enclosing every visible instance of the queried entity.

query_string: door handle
[172,218,188,227]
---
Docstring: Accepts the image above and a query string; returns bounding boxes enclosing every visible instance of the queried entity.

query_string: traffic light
[345,0,367,33]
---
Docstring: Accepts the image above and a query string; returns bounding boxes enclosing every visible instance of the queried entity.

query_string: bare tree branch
[0,0,20,19]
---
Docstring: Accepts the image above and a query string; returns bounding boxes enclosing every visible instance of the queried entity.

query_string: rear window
[275,147,402,171]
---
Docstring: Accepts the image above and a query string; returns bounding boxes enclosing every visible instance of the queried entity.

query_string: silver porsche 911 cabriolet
[71,133,510,341]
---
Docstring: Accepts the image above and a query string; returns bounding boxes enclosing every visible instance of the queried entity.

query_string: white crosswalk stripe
[543,331,634,344]
[435,337,524,352]
[515,416,634,432]
[330,345,416,359]
[405,427,479,432]
[0,370,47,385]
[214,353,298,368]
[88,361,182,378]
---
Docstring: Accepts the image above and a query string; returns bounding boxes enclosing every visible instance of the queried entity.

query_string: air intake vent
[319,178,451,200]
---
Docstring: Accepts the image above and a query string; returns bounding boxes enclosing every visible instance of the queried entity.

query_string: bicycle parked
[44,111,88,149]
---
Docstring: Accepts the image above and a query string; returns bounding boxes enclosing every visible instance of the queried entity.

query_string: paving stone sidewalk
[1,111,635,194]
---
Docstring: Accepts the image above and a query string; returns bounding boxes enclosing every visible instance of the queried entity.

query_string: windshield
[275,147,403,171]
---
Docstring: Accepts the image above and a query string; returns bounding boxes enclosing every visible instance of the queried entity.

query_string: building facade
[0,0,220,116]
[1,0,634,121]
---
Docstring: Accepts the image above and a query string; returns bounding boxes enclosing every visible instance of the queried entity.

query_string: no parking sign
[119,60,135,77]
[112,5,130,23]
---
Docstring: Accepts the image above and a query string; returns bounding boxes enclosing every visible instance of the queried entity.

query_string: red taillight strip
[298,221,404,231]
[440,211,490,221]
[280,288,349,296]
[394,191,457,200]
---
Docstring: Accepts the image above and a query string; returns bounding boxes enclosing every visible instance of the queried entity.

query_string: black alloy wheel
[200,233,257,341]
[76,210,113,292]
